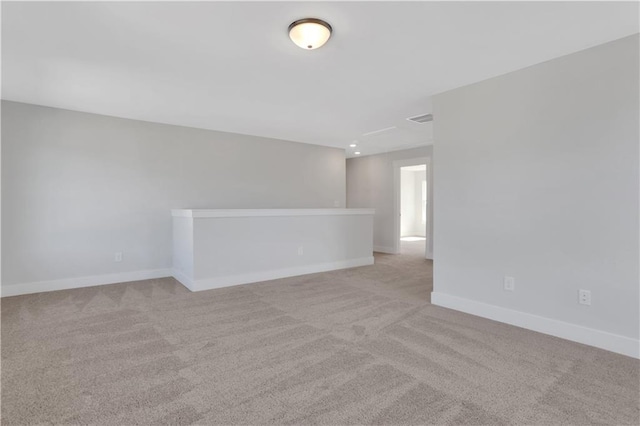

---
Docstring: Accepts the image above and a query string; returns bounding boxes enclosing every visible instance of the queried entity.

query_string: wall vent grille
[407,113,433,124]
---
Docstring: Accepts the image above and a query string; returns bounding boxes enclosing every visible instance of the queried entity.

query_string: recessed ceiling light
[349,144,357,148]
[354,151,361,155]
[288,18,332,50]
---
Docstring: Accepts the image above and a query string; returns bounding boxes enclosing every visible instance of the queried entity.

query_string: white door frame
[393,156,433,259]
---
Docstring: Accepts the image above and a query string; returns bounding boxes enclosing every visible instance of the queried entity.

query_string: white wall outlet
[114,252,123,262]
[579,289,591,306]
[503,276,515,291]
[297,246,304,256]
[333,200,340,207]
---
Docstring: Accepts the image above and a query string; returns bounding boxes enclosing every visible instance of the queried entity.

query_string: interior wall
[1,101,346,288]
[432,35,639,345]
[346,146,433,254]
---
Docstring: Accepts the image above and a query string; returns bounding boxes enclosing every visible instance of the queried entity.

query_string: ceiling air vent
[407,113,433,124]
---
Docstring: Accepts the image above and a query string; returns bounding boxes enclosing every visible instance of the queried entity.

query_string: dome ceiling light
[288,18,332,50]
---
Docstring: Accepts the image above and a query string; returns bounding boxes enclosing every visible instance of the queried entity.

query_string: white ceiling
[2,1,638,158]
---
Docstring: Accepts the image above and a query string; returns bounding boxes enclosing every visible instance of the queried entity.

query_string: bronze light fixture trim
[288,18,333,50]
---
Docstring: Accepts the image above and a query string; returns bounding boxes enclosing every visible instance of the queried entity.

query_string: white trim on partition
[431,292,640,359]
[171,208,375,218]
[175,257,375,292]
[1,269,173,297]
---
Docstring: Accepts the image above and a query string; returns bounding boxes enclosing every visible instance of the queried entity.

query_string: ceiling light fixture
[354,151,361,155]
[349,143,357,148]
[288,18,332,50]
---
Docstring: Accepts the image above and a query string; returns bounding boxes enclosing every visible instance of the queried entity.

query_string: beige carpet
[2,243,639,425]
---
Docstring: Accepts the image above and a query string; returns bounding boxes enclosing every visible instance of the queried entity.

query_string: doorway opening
[400,164,427,255]
[393,157,432,259]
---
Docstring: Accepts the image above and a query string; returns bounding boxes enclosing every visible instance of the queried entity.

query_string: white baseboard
[1,257,376,298]
[431,292,640,359]
[373,246,397,254]
[175,256,375,292]
[171,268,195,291]
[1,269,173,298]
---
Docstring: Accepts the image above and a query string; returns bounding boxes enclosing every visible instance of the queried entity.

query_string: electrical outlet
[297,246,304,256]
[579,289,591,306]
[334,200,340,207]
[503,276,515,291]
[114,252,123,262]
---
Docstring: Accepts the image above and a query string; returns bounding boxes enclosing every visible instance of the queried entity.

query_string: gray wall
[1,101,346,286]
[432,35,639,339]
[347,146,433,254]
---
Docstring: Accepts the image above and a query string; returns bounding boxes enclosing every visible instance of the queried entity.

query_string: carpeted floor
[2,242,639,425]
